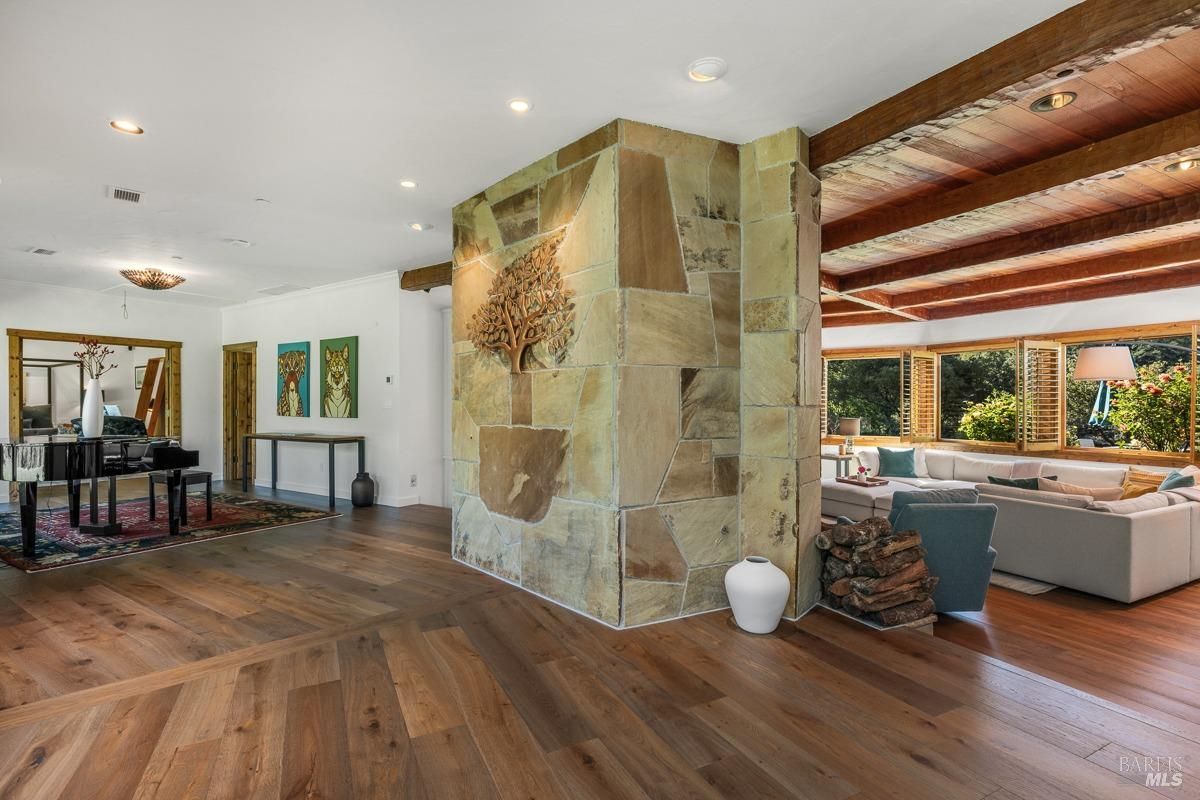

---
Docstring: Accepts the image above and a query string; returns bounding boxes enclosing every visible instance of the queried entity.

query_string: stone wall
[739,128,824,617]
[615,121,743,626]
[452,122,622,625]
[452,119,821,627]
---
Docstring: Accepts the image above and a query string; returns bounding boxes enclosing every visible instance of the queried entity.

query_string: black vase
[351,472,376,507]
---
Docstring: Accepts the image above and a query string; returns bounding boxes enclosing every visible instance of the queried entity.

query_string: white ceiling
[0,0,1078,306]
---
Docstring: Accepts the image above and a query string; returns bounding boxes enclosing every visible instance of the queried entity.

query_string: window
[939,348,1018,442]
[1065,335,1193,453]
[825,357,901,437]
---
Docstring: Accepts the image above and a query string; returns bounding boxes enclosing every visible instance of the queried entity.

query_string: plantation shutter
[820,358,829,438]
[1192,325,1198,464]
[1020,340,1062,451]
[901,351,937,442]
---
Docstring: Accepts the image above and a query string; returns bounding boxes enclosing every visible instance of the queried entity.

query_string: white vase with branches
[74,338,117,438]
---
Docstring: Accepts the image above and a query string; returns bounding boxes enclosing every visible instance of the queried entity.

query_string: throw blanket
[1166,486,1200,504]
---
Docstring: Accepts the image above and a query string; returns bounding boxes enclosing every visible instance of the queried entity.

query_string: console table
[242,433,365,509]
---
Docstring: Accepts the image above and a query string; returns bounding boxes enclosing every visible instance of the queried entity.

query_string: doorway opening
[223,342,256,484]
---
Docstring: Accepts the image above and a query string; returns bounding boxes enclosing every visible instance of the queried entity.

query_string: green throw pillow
[1159,470,1196,491]
[988,475,1056,490]
[877,447,917,478]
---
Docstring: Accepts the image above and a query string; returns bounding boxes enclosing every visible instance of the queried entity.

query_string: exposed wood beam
[924,266,1200,320]
[820,299,875,316]
[823,311,918,328]
[892,238,1200,308]
[809,0,1200,176]
[837,191,1200,292]
[819,285,929,321]
[400,262,452,292]
[823,110,1200,253]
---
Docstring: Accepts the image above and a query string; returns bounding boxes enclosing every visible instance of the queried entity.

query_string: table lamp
[1073,346,1136,381]
[838,418,862,454]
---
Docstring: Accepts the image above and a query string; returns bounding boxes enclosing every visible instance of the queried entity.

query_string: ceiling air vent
[257,283,308,296]
[105,185,143,203]
[26,247,57,255]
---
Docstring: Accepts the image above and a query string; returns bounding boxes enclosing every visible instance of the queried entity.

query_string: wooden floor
[1,484,1198,798]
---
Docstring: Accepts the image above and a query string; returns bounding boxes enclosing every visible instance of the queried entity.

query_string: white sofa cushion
[1088,493,1171,514]
[855,449,879,475]
[975,482,1093,509]
[954,455,1014,483]
[1010,461,1044,480]
[1053,462,1128,488]
[925,450,956,480]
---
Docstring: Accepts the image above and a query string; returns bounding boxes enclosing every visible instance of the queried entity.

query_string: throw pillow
[988,475,1055,490]
[1159,470,1197,491]
[1123,467,1166,499]
[887,488,979,527]
[1038,477,1124,501]
[877,447,918,478]
[1088,493,1171,514]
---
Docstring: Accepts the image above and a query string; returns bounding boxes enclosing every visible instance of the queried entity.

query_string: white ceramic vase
[725,556,791,634]
[81,378,104,438]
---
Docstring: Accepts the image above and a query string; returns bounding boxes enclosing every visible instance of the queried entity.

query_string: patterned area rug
[0,493,338,572]
[990,570,1058,595]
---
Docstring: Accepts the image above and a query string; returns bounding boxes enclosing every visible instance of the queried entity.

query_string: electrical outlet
[410,474,418,487]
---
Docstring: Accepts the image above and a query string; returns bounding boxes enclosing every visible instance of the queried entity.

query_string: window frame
[821,322,1200,468]
[822,351,904,444]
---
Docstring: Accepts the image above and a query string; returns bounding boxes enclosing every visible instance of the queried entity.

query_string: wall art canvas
[277,341,310,417]
[319,336,358,418]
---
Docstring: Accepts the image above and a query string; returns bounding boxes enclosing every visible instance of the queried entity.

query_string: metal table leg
[328,442,336,509]
[271,440,278,491]
[19,482,37,558]
[241,435,249,492]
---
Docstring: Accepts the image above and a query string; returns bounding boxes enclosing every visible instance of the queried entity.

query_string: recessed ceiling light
[1030,91,1076,112]
[255,197,271,205]
[409,222,433,232]
[226,238,253,247]
[109,119,144,135]
[1165,159,1198,173]
[687,57,728,83]
[508,98,532,113]
[1108,172,1126,180]
[1056,68,1075,79]
[399,179,418,189]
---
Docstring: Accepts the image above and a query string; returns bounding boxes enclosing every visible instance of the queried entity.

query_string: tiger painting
[322,344,352,418]
[277,350,307,417]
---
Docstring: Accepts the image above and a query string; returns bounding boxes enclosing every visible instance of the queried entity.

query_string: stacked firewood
[816,517,938,627]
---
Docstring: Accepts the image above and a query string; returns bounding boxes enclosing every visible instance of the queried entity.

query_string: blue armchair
[888,490,998,613]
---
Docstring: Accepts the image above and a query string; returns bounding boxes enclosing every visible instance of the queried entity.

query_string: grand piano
[1,435,192,558]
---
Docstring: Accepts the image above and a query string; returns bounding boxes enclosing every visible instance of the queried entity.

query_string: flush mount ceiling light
[408,222,433,232]
[508,98,532,113]
[1165,159,1198,173]
[399,179,418,189]
[687,57,728,83]
[109,119,144,135]
[1030,91,1076,112]
[121,267,185,291]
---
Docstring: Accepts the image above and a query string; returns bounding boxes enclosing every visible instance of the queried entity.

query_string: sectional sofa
[822,447,1200,603]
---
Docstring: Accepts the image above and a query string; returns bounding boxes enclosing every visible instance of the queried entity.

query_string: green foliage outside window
[940,349,1017,441]
[957,391,1018,442]
[826,358,900,436]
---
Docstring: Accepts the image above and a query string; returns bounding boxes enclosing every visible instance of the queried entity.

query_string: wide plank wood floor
[0,483,1197,798]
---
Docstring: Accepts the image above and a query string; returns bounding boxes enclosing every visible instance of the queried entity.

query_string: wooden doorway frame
[7,328,183,445]
[223,342,257,484]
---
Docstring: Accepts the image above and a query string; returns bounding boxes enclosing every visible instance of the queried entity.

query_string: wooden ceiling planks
[817,1,1200,326]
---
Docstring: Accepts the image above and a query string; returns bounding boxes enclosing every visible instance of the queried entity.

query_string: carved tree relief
[468,233,576,374]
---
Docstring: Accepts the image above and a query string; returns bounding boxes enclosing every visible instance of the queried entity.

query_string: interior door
[223,346,256,482]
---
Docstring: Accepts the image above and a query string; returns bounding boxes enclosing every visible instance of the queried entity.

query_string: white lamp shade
[1073,346,1136,381]
[838,417,862,436]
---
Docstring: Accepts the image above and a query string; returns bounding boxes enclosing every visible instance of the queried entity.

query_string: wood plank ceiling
[817,0,1200,327]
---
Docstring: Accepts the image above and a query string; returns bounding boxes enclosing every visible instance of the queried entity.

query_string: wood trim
[823,109,1200,253]
[837,192,1200,292]
[891,238,1200,308]
[820,287,928,321]
[222,341,257,353]
[924,267,1200,320]
[7,333,20,445]
[823,311,916,328]
[6,329,183,350]
[809,0,1200,174]
[400,262,452,292]
[165,346,183,439]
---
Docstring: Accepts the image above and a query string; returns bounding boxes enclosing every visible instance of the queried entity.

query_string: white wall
[221,272,448,507]
[823,285,1200,350]
[0,279,223,471]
